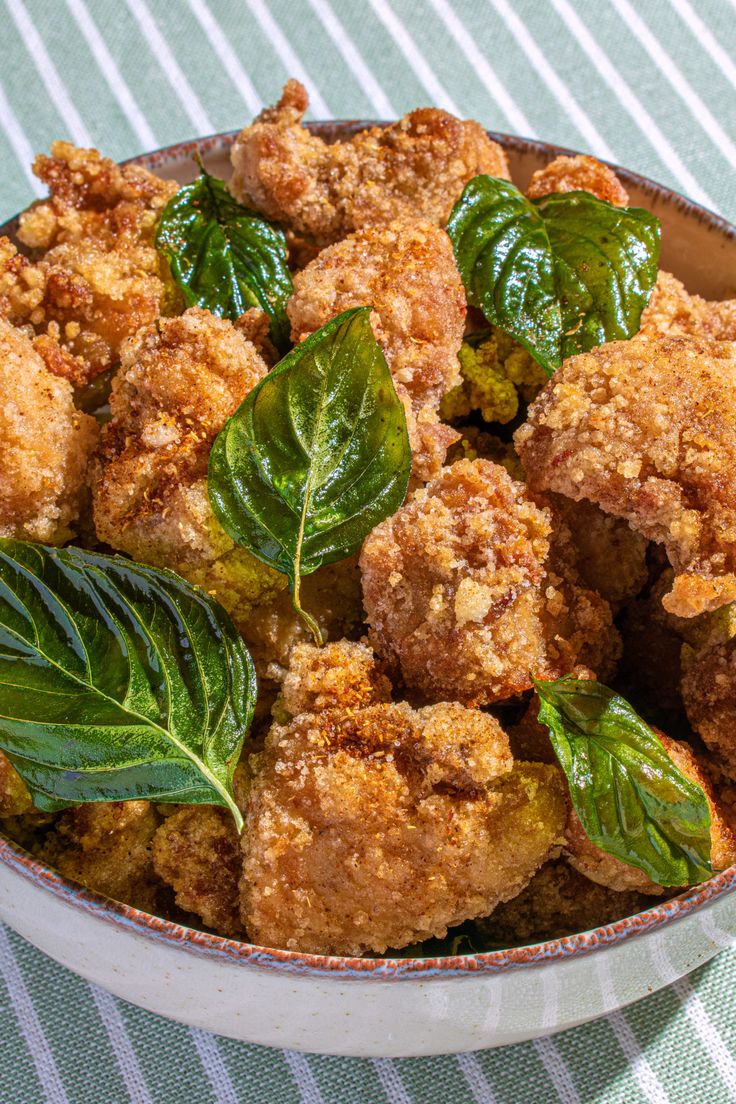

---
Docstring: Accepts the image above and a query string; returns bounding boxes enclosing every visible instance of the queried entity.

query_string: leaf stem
[291,572,324,646]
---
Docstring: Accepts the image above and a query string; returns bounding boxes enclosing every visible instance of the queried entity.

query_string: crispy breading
[547,494,649,608]
[39,801,162,911]
[516,337,736,618]
[0,143,178,386]
[241,670,566,953]
[0,752,33,818]
[526,154,629,206]
[360,458,619,705]
[682,638,736,782]
[287,218,464,480]
[92,307,285,628]
[0,318,98,542]
[279,640,391,719]
[241,558,366,719]
[230,80,510,247]
[152,806,243,935]
[477,859,648,944]
[565,734,736,893]
[639,271,736,341]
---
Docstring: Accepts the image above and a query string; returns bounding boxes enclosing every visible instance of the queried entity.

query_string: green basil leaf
[0,540,256,830]
[208,307,411,640]
[155,167,293,351]
[447,176,661,375]
[534,677,713,886]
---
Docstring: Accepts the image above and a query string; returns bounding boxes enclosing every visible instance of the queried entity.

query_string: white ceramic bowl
[0,128,734,1058]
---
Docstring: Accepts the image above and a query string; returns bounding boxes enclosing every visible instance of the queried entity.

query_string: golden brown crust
[92,307,284,627]
[241,685,566,954]
[241,559,365,720]
[516,336,736,618]
[546,494,649,608]
[0,318,98,542]
[565,734,736,893]
[152,806,243,935]
[230,81,510,247]
[360,458,619,704]
[39,801,162,911]
[279,641,391,719]
[478,859,648,944]
[0,753,33,818]
[288,218,464,480]
[1,143,178,385]
[639,271,736,341]
[682,638,736,782]
[526,155,629,206]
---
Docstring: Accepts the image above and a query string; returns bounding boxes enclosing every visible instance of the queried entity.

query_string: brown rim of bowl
[0,125,734,980]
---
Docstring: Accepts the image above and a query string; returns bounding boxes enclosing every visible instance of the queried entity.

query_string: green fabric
[1,0,735,1100]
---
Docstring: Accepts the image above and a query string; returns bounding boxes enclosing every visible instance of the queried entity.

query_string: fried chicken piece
[93,307,285,628]
[516,337,736,618]
[152,806,243,936]
[279,640,391,718]
[0,752,33,818]
[0,143,178,386]
[0,318,98,542]
[288,218,464,480]
[241,645,566,954]
[526,154,629,206]
[230,80,510,248]
[565,734,736,894]
[682,638,736,782]
[39,801,162,911]
[241,558,366,719]
[477,859,648,944]
[639,271,736,341]
[360,458,619,705]
[547,495,649,608]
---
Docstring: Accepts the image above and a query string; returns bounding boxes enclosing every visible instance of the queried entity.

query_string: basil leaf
[447,176,661,375]
[208,307,411,641]
[0,540,256,830]
[534,677,713,886]
[155,167,293,351]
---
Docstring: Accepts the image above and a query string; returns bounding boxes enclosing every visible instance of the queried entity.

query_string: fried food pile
[1,82,736,957]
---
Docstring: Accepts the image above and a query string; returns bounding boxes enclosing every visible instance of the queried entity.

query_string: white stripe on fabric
[372,1058,412,1104]
[366,0,461,115]
[189,1027,240,1104]
[549,0,718,211]
[244,0,331,118]
[669,0,736,93]
[455,1053,499,1104]
[487,0,616,160]
[283,1050,326,1104]
[425,0,536,136]
[89,985,153,1104]
[305,0,396,118]
[64,0,157,149]
[532,1037,581,1104]
[4,0,91,147]
[123,0,214,134]
[0,77,45,195]
[0,926,69,1104]
[651,941,736,1099]
[597,958,669,1104]
[184,0,263,117]
[610,0,736,170]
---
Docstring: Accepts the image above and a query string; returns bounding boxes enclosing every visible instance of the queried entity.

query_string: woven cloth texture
[1,1,735,1101]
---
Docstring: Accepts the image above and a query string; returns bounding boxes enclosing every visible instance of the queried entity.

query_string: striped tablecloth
[1,2,735,1101]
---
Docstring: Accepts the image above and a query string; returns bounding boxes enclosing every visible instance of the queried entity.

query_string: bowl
[0,125,734,1058]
